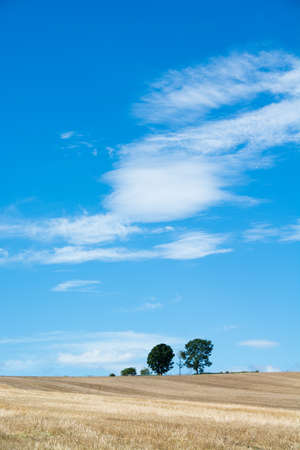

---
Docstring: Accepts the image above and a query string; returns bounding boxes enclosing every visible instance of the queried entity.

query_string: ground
[0,372,299,449]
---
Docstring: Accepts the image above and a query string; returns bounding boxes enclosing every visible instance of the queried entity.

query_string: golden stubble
[0,373,299,449]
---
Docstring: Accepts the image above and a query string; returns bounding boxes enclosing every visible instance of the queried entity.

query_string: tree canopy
[147,343,174,375]
[120,367,137,376]
[182,339,213,374]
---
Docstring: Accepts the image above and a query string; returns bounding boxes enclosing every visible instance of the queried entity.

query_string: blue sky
[0,0,299,375]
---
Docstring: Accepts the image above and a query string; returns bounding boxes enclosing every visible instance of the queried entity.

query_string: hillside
[1,371,300,409]
[0,372,299,449]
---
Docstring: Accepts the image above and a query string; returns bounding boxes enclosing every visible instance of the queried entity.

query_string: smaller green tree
[109,373,116,377]
[147,343,174,375]
[182,339,213,374]
[176,350,185,376]
[140,367,151,376]
[120,367,137,376]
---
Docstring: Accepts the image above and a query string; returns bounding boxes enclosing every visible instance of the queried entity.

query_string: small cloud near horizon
[60,131,75,140]
[52,279,101,292]
[223,325,238,332]
[238,340,279,348]
[136,301,163,311]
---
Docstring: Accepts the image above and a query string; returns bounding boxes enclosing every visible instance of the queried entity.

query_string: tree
[109,373,116,377]
[140,367,151,376]
[176,350,185,376]
[120,367,137,376]
[147,343,174,375]
[182,339,213,374]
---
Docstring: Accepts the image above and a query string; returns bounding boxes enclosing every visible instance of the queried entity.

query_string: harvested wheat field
[0,372,299,449]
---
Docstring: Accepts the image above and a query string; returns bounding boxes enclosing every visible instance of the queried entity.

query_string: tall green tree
[182,339,213,374]
[147,343,174,375]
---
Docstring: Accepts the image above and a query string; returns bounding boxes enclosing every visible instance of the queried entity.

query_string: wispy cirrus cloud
[244,223,281,242]
[60,130,75,140]
[0,214,140,245]
[244,219,300,242]
[239,340,279,348]
[104,51,300,224]
[0,246,155,265]
[119,300,163,313]
[0,231,231,265]
[0,331,184,374]
[57,330,180,369]
[105,99,300,222]
[52,279,101,293]
[60,130,99,156]
[135,301,163,311]
[281,219,300,242]
[156,231,231,260]
[1,50,300,265]
[134,51,300,124]
[223,325,238,332]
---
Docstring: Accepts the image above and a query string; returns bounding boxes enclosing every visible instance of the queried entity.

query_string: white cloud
[134,51,300,124]
[223,325,238,332]
[104,52,300,224]
[0,231,230,265]
[239,340,279,348]
[60,131,100,157]
[0,330,184,373]
[156,231,232,259]
[281,219,300,241]
[54,331,183,369]
[57,350,133,365]
[244,219,300,242]
[264,365,281,372]
[103,154,235,223]
[0,248,8,259]
[10,246,154,265]
[60,131,75,139]
[0,331,66,345]
[1,359,37,371]
[0,330,184,374]
[52,280,101,292]
[0,213,140,245]
[145,225,174,234]
[135,301,163,311]
[244,223,281,242]
[2,51,300,266]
